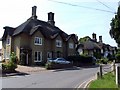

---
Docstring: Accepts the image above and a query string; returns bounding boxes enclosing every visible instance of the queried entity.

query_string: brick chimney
[47,12,55,26]
[32,6,37,19]
[92,33,97,42]
[99,36,102,43]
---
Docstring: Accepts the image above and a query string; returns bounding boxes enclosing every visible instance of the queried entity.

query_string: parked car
[48,58,71,64]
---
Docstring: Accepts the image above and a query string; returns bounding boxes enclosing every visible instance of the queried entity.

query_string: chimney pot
[48,12,55,25]
[99,36,102,43]
[32,6,37,19]
[92,33,97,42]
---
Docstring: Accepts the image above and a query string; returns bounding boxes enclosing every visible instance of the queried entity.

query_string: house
[0,49,1,56]
[1,6,78,65]
[77,33,117,58]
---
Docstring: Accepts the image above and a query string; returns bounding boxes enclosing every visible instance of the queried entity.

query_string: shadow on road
[80,65,99,68]
[2,71,30,77]
[52,65,99,72]
[52,66,82,72]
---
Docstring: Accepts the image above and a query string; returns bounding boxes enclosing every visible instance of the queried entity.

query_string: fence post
[116,64,120,87]
[100,65,102,78]
[112,60,116,75]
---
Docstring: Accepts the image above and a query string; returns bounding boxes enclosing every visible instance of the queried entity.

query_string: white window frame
[56,40,62,47]
[69,43,74,49]
[34,51,42,62]
[34,37,42,45]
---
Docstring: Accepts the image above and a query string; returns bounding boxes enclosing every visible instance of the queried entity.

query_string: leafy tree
[109,6,120,47]
[79,36,91,43]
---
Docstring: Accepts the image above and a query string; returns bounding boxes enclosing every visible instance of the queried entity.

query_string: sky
[0,0,120,48]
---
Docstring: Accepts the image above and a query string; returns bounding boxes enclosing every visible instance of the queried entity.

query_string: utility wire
[96,0,116,13]
[48,0,116,14]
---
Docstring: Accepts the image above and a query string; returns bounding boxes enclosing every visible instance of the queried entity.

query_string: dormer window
[34,37,42,45]
[56,40,62,47]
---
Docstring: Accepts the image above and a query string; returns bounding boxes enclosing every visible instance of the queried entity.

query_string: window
[6,38,10,45]
[34,51,42,62]
[56,40,62,47]
[34,37,42,45]
[69,43,74,49]
[3,50,10,59]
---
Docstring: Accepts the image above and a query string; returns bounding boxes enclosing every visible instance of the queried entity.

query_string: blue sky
[0,0,119,48]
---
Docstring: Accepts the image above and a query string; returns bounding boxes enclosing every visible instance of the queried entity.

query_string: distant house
[1,6,78,65]
[77,33,117,58]
[0,49,1,56]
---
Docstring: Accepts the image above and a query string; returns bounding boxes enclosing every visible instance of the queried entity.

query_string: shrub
[45,61,72,69]
[45,62,55,69]
[2,61,17,72]
[100,58,108,64]
[116,54,120,62]
[67,55,94,66]
[10,52,17,64]
[115,51,120,63]
[67,55,93,63]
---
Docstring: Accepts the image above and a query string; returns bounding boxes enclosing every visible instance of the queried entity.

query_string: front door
[20,48,32,66]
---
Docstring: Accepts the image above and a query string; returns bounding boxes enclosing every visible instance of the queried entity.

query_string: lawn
[89,72,119,88]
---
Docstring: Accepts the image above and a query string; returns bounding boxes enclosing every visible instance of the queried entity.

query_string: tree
[79,36,91,43]
[109,6,120,47]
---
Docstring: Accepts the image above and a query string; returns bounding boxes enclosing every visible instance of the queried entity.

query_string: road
[2,66,99,88]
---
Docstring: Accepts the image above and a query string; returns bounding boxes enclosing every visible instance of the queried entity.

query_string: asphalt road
[2,66,99,88]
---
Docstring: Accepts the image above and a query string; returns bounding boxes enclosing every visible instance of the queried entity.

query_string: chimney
[118,1,120,6]
[92,33,97,42]
[48,12,55,26]
[32,6,37,19]
[99,36,102,43]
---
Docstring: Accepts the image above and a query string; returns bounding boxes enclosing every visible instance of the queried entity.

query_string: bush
[45,61,72,69]
[67,55,95,66]
[45,61,57,69]
[10,52,17,64]
[99,58,108,64]
[115,52,120,63]
[2,61,17,73]
[2,52,18,73]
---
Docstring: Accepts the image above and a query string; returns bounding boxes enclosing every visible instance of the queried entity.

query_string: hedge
[45,62,73,69]
[67,55,95,66]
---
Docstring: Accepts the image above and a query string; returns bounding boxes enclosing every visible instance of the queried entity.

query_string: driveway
[2,66,99,88]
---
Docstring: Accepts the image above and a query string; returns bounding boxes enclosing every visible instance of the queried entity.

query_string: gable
[55,34,63,41]
[32,30,44,38]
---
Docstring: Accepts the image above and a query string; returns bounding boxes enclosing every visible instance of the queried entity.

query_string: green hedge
[115,51,120,63]
[67,55,95,66]
[45,62,72,69]
[67,55,93,63]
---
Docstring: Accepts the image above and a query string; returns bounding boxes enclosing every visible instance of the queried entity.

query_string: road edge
[77,73,97,88]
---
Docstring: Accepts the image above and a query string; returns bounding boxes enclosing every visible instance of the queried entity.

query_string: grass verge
[89,72,119,88]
